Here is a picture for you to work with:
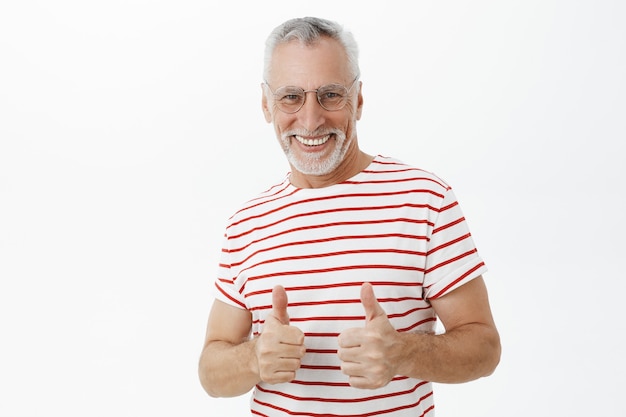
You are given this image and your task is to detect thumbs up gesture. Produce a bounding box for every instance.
[255,285,306,384]
[337,283,399,389]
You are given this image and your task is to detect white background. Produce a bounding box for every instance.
[1,1,625,416]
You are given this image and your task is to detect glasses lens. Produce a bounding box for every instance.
[317,84,348,110]
[274,87,305,113]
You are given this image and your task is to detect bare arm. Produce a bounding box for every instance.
[198,300,259,397]
[338,277,501,388]
[198,287,306,397]
[398,276,501,383]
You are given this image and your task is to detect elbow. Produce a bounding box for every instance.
[198,360,220,398]
[203,387,224,399]
[199,366,233,398]
[198,351,231,398]
[481,330,502,378]
[199,380,220,399]
[197,350,255,398]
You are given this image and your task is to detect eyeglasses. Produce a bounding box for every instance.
[265,75,360,114]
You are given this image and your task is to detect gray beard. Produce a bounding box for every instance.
[281,129,350,176]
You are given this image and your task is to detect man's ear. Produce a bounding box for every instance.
[355,81,364,121]
[261,84,272,123]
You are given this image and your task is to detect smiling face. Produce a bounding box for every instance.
[262,37,364,188]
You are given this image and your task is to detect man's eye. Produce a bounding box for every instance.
[279,94,302,102]
[322,92,341,99]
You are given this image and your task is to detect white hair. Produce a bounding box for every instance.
[263,17,360,82]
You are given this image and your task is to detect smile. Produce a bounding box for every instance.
[294,134,331,146]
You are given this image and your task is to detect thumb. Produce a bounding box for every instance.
[272,285,290,325]
[360,282,386,324]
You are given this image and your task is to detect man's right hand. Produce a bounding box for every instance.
[255,285,306,384]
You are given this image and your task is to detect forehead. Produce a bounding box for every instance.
[269,37,352,87]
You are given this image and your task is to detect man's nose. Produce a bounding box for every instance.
[298,91,326,131]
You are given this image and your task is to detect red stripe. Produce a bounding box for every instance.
[426,233,472,255]
[241,265,424,297]
[305,348,337,354]
[291,314,366,323]
[430,262,485,299]
[213,282,246,309]
[300,364,341,371]
[254,313,435,329]
[228,224,433,253]
[425,249,478,274]
[229,229,428,267]
[246,281,421,298]
[244,179,292,204]
[233,183,298,217]
[229,190,444,232]
[388,306,434,320]
[250,296,424,312]
[246,264,425,283]
[252,388,433,416]
[255,379,428,403]
[342,175,447,189]
[303,332,341,338]
[439,200,459,213]
[397,317,437,332]
[237,247,427,273]
[229,210,436,242]
[431,215,464,234]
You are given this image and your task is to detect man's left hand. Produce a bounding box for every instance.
[337,282,400,389]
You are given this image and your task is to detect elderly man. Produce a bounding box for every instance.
[199,16,500,416]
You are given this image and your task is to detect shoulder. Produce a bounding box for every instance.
[224,174,294,229]
[367,155,451,192]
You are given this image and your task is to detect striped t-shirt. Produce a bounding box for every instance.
[213,155,487,416]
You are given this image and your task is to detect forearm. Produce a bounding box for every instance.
[198,339,260,397]
[395,323,501,383]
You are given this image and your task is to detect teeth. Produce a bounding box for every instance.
[295,135,330,146]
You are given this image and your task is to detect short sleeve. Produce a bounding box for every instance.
[422,187,487,300]
[211,233,248,310]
